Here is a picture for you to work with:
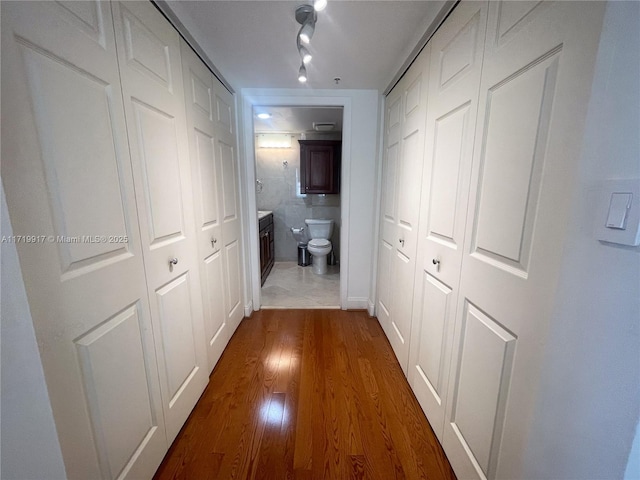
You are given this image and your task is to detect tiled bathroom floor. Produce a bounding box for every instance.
[261,261,340,308]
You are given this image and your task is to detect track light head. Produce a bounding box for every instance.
[313,0,327,11]
[298,64,308,83]
[298,44,312,64]
[295,4,316,44]
[298,21,315,44]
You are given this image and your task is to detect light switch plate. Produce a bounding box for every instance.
[595,179,640,246]
[606,192,632,229]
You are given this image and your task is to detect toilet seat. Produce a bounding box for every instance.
[308,238,330,248]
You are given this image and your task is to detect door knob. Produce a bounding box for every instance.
[169,258,178,266]
[211,238,217,247]
[399,238,405,246]
[432,258,440,272]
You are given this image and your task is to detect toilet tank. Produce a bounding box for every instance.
[305,219,334,239]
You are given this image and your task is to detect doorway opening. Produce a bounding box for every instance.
[253,106,343,308]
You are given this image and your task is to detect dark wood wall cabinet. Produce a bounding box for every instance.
[259,213,274,286]
[299,140,341,194]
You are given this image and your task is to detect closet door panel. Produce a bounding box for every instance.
[377,93,401,339]
[380,49,430,374]
[75,305,162,480]
[414,270,452,401]
[131,100,185,243]
[112,0,208,445]
[195,130,220,225]
[215,89,235,137]
[220,140,239,231]
[442,2,607,478]
[427,105,470,242]
[1,2,167,478]
[215,90,244,331]
[181,40,229,371]
[408,1,488,440]
[223,234,243,320]
[376,240,394,330]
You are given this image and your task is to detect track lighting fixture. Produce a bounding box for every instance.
[294,2,326,83]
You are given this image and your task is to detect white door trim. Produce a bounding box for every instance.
[239,89,352,311]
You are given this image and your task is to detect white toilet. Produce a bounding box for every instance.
[305,219,334,275]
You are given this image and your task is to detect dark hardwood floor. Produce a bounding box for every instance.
[154,309,456,480]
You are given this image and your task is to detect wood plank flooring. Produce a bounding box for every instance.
[153,309,456,480]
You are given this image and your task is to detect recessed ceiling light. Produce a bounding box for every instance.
[256,113,272,119]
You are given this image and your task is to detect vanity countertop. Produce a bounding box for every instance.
[257,210,273,220]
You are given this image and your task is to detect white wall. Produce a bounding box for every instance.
[0,184,67,479]
[239,89,380,311]
[524,2,640,477]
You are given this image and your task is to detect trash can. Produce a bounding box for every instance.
[298,243,312,266]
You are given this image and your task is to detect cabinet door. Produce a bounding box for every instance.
[442,2,606,478]
[112,1,208,445]
[300,141,341,194]
[180,39,230,372]
[377,48,430,374]
[260,229,269,276]
[268,223,275,269]
[408,1,488,442]
[1,2,167,478]
[304,144,334,193]
[259,217,274,285]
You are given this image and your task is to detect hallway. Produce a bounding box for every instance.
[153,309,455,479]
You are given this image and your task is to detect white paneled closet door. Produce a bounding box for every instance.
[378,49,431,373]
[442,2,607,478]
[377,80,401,352]
[111,1,209,445]
[407,1,488,442]
[1,1,167,478]
[180,40,230,372]
[213,72,244,334]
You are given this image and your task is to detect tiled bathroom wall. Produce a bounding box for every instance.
[255,133,341,262]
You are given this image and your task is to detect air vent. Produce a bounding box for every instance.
[313,122,335,132]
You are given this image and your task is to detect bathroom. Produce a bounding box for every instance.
[254,106,343,308]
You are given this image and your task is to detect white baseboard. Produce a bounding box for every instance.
[244,301,253,318]
[367,300,375,317]
[345,297,369,310]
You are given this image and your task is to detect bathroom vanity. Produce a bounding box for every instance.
[258,211,274,285]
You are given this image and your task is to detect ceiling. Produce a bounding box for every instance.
[253,106,343,133]
[164,0,449,91]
